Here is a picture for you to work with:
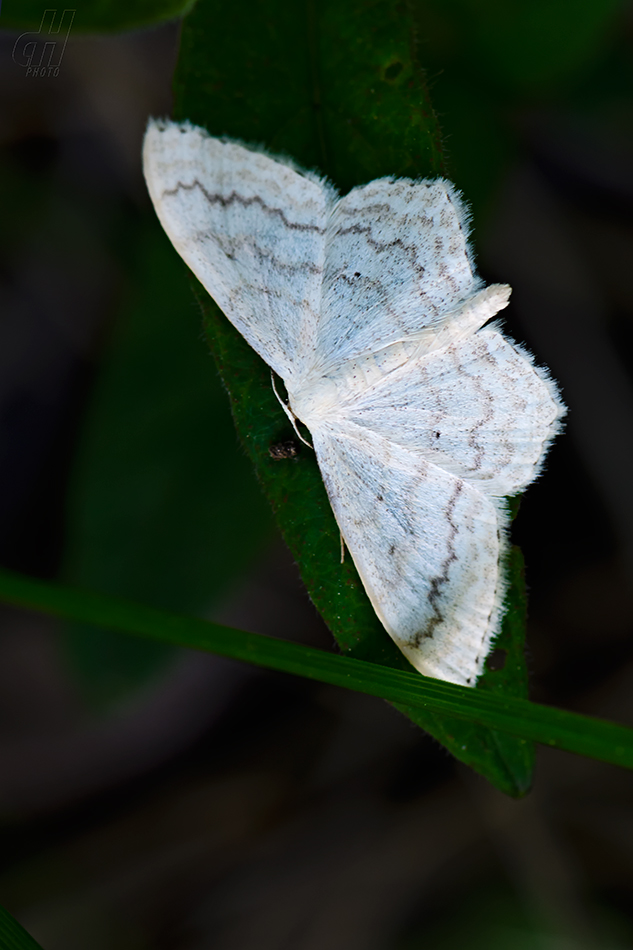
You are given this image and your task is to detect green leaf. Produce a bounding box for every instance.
[61,220,273,702]
[0,904,44,950]
[172,0,534,794]
[0,0,195,33]
[1,567,633,772]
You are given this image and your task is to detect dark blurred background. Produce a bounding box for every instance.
[1,3,633,948]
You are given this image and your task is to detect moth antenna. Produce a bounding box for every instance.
[270,372,313,449]
[340,531,346,564]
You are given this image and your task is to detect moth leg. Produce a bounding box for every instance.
[271,372,313,449]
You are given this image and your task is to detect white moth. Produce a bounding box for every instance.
[142,119,565,687]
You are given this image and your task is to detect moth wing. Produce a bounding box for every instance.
[143,120,336,386]
[311,423,504,686]
[316,177,481,371]
[340,327,565,498]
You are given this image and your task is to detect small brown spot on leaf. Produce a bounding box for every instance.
[486,648,507,672]
[384,61,403,81]
[269,440,300,460]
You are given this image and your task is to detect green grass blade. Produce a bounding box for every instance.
[0,904,44,950]
[172,0,534,795]
[0,568,632,771]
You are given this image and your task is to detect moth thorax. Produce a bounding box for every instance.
[288,374,340,427]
